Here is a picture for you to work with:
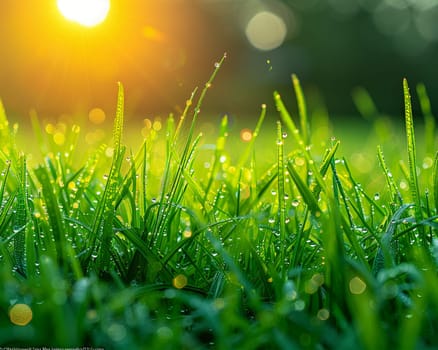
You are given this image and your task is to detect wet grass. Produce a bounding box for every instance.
[0,59,437,349]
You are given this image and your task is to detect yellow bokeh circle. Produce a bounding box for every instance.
[9,303,33,326]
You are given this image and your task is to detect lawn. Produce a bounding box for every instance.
[0,58,437,349]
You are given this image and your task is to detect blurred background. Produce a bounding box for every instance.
[1,0,437,123]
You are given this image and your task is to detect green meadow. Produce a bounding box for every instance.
[0,58,437,349]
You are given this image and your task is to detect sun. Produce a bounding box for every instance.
[57,0,110,27]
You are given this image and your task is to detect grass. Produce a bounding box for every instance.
[0,58,438,349]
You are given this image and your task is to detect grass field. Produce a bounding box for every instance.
[0,58,437,349]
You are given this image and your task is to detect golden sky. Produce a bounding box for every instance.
[0,1,237,120]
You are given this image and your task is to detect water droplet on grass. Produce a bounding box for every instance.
[12,225,23,233]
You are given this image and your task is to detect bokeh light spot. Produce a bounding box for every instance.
[305,273,324,294]
[245,11,287,51]
[372,3,410,37]
[45,123,55,134]
[107,323,127,342]
[143,118,152,129]
[9,303,33,326]
[349,276,367,295]
[105,147,114,158]
[85,129,106,145]
[422,156,434,169]
[173,274,188,289]
[53,132,65,145]
[415,5,438,42]
[317,308,330,321]
[183,229,192,238]
[152,120,162,131]
[89,108,106,125]
[240,128,253,142]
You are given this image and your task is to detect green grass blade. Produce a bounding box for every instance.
[174,88,198,143]
[0,191,15,234]
[98,145,126,274]
[34,165,66,266]
[183,168,209,213]
[276,122,287,274]
[154,133,201,240]
[113,82,124,157]
[13,155,27,275]
[287,161,320,215]
[312,140,339,199]
[236,104,266,170]
[204,115,228,200]
[158,115,175,203]
[141,140,148,217]
[151,58,225,240]
[341,215,369,267]
[433,152,438,214]
[235,169,242,218]
[182,54,226,157]
[292,74,309,146]
[274,91,303,148]
[331,159,354,227]
[274,90,326,189]
[403,79,423,229]
[122,227,173,282]
[372,203,412,275]
[87,84,126,273]
[206,231,259,307]
[377,145,403,209]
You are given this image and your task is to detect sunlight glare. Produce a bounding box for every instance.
[57,0,110,27]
